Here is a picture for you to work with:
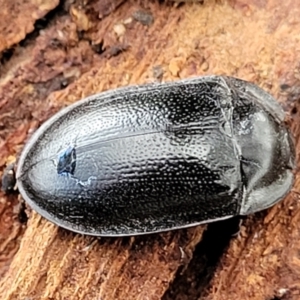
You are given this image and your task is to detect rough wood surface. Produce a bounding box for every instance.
[0,0,300,299]
[0,0,59,53]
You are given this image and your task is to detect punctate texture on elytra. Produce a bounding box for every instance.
[16,76,295,236]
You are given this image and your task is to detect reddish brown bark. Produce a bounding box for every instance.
[0,0,300,299]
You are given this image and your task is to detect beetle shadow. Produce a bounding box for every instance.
[162,216,242,300]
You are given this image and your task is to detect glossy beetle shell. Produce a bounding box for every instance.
[16,76,295,236]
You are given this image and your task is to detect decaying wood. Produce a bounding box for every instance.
[0,0,59,53]
[1,0,300,299]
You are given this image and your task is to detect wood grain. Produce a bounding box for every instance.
[0,0,300,299]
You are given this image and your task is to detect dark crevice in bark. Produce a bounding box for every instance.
[20,0,67,48]
[163,216,241,300]
[0,0,65,76]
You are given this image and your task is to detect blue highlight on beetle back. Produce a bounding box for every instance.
[57,146,77,176]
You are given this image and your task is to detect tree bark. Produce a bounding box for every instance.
[0,0,300,299]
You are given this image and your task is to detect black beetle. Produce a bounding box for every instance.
[16,76,295,236]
